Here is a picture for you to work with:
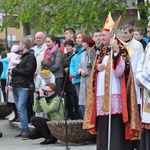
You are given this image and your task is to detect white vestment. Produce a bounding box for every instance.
[125,38,144,104]
[136,43,150,123]
[96,55,125,116]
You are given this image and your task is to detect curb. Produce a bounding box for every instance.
[9,121,34,130]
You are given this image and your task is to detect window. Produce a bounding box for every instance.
[7,34,16,46]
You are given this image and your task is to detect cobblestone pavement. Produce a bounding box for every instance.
[0,119,96,150]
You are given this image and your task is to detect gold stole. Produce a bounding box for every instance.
[102,55,111,111]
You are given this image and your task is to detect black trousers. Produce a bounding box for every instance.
[96,114,130,150]
[71,84,80,119]
[65,84,80,120]
[26,91,34,123]
[55,78,63,96]
[130,104,141,150]
[65,92,74,120]
[1,79,6,102]
[140,129,150,150]
[28,117,54,140]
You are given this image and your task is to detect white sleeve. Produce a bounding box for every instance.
[136,50,150,90]
[136,53,145,74]
[113,56,125,77]
[34,75,41,91]
[51,73,56,84]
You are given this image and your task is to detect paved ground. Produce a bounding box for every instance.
[0,119,96,150]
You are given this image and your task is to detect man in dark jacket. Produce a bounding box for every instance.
[9,38,37,139]
[92,29,103,53]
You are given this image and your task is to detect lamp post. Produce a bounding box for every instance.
[0,13,8,51]
[5,27,8,51]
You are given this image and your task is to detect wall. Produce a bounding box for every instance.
[0,24,24,47]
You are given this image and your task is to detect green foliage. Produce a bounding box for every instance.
[0,0,147,35]
[0,46,11,53]
[137,1,150,29]
[0,46,6,52]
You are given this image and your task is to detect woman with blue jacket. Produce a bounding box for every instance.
[69,32,86,96]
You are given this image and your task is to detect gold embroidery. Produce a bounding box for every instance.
[102,55,111,112]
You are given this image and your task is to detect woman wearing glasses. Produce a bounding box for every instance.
[28,83,64,144]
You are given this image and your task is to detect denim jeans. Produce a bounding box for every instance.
[13,88,29,133]
[79,105,85,119]
[74,83,80,97]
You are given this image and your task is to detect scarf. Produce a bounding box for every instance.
[40,70,51,78]
[44,44,58,60]
[45,93,57,102]
[74,44,82,50]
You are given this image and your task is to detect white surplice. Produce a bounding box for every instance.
[136,43,150,123]
[96,55,125,116]
[125,38,143,105]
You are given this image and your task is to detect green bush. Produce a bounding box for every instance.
[0,46,5,51]
[0,46,11,53]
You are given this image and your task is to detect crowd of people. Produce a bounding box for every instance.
[0,12,150,150]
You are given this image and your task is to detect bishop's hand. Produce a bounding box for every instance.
[97,64,106,72]
[110,39,119,53]
[136,78,142,87]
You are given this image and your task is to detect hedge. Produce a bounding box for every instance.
[0,46,11,53]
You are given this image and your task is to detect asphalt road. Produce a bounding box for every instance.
[0,119,96,150]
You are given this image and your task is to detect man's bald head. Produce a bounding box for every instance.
[35,32,45,46]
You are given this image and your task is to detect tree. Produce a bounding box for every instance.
[0,0,149,34]
[137,0,150,30]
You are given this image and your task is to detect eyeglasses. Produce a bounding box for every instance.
[44,90,53,93]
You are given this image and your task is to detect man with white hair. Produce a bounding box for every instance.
[33,32,47,117]
[33,32,47,73]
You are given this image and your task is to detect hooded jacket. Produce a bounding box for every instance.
[35,70,55,91]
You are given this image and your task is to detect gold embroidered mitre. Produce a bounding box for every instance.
[103,12,121,32]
